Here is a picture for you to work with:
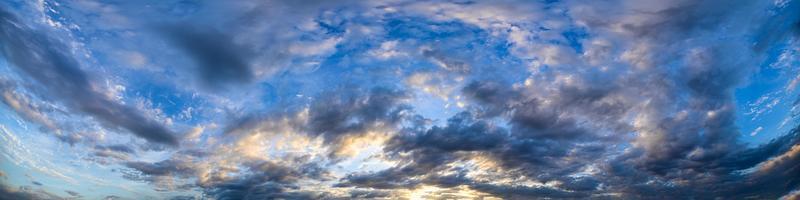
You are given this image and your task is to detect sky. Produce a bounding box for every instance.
[0,0,799,199]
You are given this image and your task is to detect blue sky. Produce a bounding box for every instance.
[0,0,799,199]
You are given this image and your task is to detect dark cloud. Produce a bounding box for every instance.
[103,195,123,200]
[0,181,65,200]
[305,87,409,141]
[714,129,800,198]
[348,189,392,199]
[159,24,254,89]
[65,190,81,197]
[200,161,328,200]
[222,86,411,159]
[461,81,519,117]
[123,158,196,180]
[509,99,590,140]
[218,0,800,198]
[55,133,83,146]
[3,0,799,199]
[168,195,195,200]
[379,112,507,177]
[386,112,507,153]
[340,110,597,198]
[343,79,796,198]
[122,150,330,199]
[462,80,607,141]
[337,169,421,190]
[470,183,589,199]
[460,80,614,172]
[598,0,769,181]
[206,182,321,200]
[0,8,178,146]
[95,144,136,154]
[721,128,800,170]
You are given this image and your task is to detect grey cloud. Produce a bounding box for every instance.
[201,161,328,200]
[120,151,208,186]
[92,144,136,161]
[123,156,199,182]
[459,80,613,175]
[207,182,320,200]
[559,0,790,182]
[0,8,178,146]
[348,189,392,199]
[470,183,589,199]
[461,81,519,117]
[337,0,800,198]
[462,80,606,141]
[339,110,599,198]
[55,133,82,146]
[304,87,411,157]
[224,86,412,158]
[122,151,329,199]
[422,49,470,73]
[103,195,124,200]
[0,181,65,200]
[159,24,254,89]
[721,128,800,170]
[96,144,136,154]
[386,112,507,153]
[714,129,800,199]
[592,127,800,199]
[337,169,421,190]
[65,190,81,197]
[0,80,58,132]
[168,195,195,200]
[509,99,591,140]
[17,0,798,199]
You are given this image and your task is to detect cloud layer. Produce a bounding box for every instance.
[0,0,799,199]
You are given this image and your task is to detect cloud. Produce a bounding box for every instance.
[3,0,800,199]
[0,8,178,146]
[65,190,81,197]
[0,181,66,200]
[0,80,58,132]
[751,126,765,136]
[334,0,800,198]
[300,87,411,158]
[387,112,506,153]
[158,24,255,89]
[92,144,136,161]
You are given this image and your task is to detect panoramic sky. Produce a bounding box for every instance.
[0,0,799,199]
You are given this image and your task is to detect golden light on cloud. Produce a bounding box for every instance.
[401,185,501,200]
[758,144,800,173]
[334,131,392,158]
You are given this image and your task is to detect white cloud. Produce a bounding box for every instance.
[750,126,764,136]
